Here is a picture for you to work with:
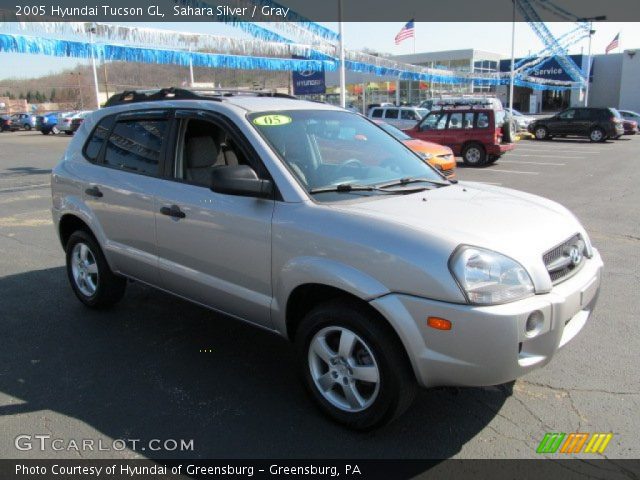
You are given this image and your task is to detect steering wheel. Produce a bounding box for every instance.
[337,158,365,176]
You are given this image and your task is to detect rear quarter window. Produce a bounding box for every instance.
[83,115,116,162]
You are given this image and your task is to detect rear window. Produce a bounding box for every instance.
[103,119,167,176]
[477,112,490,128]
[84,115,115,162]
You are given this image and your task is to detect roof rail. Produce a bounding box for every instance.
[104,87,297,107]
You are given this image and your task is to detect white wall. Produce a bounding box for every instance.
[587,54,623,108]
[619,50,640,112]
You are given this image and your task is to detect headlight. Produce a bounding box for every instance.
[449,246,534,305]
[417,151,434,160]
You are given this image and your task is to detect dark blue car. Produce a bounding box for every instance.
[37,112,62,135]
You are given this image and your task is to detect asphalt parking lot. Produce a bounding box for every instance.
[0,130,638,460]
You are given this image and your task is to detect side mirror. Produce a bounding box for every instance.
[210,165,273,198]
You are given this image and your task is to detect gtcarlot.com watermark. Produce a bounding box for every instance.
[15,434,194,453]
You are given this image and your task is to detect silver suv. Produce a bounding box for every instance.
[51,88,603,430]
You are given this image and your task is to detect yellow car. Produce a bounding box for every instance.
[375,121,456,179]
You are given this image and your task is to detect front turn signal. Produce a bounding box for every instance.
[427,317,452,331]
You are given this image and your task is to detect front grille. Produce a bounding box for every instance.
[440,169,455,177]
[543,234,586,284]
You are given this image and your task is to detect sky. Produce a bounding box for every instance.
[0,21,637,79]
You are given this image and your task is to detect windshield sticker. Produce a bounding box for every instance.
[252,114,292,126]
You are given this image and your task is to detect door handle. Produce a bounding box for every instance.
[85,186,103,198]
[160,205,186,219]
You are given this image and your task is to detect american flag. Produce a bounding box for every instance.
[605,33,620,54]
[395,20,415,45]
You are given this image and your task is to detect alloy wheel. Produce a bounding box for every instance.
[71,242,99,297]
[308,326,380,412]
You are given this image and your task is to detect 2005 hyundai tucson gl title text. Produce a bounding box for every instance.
[51,89,603,430]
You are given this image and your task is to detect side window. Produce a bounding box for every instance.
[420,112,444,131]
[400,110,417,120]
[371,109,383,118]
[176,118,248,187]
[476,113,490,128]
[436,113,449,130]
[559,109,575,120]
[83,115,115,162]
[463,112,474,129]
[103,119,167,176]
[448,113,463,129]
[384,109,399,119]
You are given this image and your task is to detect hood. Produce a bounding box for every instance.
[403,139,451,155]
[331,181,587,272]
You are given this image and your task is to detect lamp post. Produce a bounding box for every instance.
[338,0,346,109]
[509,0,517,113]
[70,72,84,110]
[87,24,101,109]
[579,15,606,107]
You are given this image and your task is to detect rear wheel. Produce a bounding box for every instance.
[24,124,32,131]
[589,127,605,142]
[295,300,416,430]
[534,126,549,140]
[41,129,50,135]
[65,131,73,135]
[65,230,126,309]
[462,143,487,167]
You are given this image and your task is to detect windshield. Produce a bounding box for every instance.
[377,122,411,141]
[249,110,444,196]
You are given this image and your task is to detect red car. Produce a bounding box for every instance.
[406,106,515,166]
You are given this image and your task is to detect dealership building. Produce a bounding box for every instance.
[325,48,640,113]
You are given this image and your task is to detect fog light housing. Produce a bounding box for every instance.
[525,311,544,338]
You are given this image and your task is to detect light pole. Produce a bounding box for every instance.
[70,72,84,110]
[87,24,101,109]
[509,0,517,112]
[338,0,346,108]
[579,15,606,107]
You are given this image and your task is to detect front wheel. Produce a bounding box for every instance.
[24,124,32,131]
[51,126,60,135]
[65,230,126,309]
[589,127,606,142]
[296,300,416,430]
[462,143,487,166]
[534,126,549,140]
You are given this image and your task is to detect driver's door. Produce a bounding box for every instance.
[411,111,447,145]
[154,110,275,328]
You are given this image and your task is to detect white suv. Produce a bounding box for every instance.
[51,88,602,430]
[367,106,429,130]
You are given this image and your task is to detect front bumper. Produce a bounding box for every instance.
[371,249,603,388]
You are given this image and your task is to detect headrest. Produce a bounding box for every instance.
[186,136,218,169]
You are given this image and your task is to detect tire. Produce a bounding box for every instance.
[534,125,549,140]
[65,131,73,135]
[502,119,515,143]
[41,129,50,135]
[589,127,605,142]
[65,230,126,309]
[51,126,60,135]
[462,143,487,167]
[295,299,416,430]
[487,156,499,164]
[24,124,32,131]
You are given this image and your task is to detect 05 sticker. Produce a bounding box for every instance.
[252,114,292,126]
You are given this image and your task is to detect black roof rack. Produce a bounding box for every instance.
[104,87,297,107]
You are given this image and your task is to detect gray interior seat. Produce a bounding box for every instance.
[185,136,220,186]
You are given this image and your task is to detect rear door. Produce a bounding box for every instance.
[79,110,170,283]
[153,110,275,328]
[441,111,476,153]
[551,109,576,134]
[383,108,401,128]
[571,108,592,135]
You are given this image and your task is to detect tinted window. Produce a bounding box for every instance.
[84,115,115,162]
[371,109,383,118]
[477,113,490,128]
[559,109,575,120]
[103,119,167,176]
[384,109,399,119]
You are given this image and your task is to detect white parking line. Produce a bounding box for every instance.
[499,160,566,166]
[482,169,539,175]
[509,153,582,159]
[477,182,503,185]
[516,147,601,154]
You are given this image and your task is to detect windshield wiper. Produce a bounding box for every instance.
[309,183,427,194]
[376,177,452,189]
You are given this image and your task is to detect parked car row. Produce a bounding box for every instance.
[35,110,93,135]
[528,107,636,142]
